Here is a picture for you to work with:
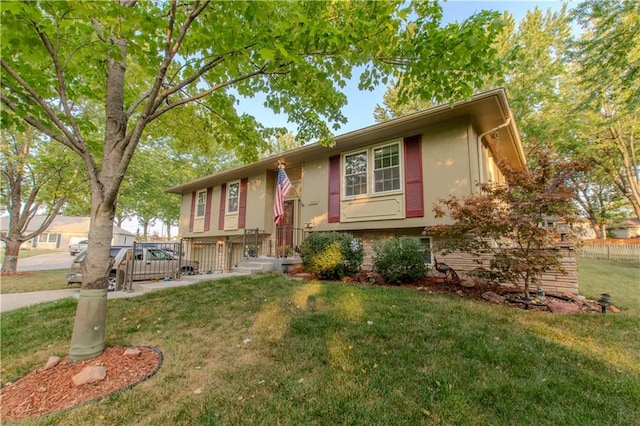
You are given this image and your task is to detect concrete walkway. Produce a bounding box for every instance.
[0,272,249,313]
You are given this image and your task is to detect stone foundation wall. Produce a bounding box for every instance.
[437,242,579,296]
[354,231,579,296]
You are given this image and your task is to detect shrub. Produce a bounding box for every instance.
[300,232,363,279]
[373,237,428,284]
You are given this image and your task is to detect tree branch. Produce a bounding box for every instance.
[33,20,87,150]
[0,60,82,151]
[147,67,266,122]
[0,93,81,153]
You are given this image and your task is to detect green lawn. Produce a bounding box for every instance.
[1,263,638,425]
[0,248,61,259]
[577,259,639,309]
[0,270,76,294]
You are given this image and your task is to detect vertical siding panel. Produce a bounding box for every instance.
[404,135,424,217]
[204,187,213,231]
[328,155,340,223]
[238,178,248,229]
[189,191,196,232]
[218,183,226,230]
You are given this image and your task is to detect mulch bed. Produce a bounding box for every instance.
[289,267,617,314]
[0,346,162,423]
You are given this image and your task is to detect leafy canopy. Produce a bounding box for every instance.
[1,1,505,155]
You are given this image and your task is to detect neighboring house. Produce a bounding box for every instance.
[608,218,640,239]
[547,217,597,240]
[167,88,529,273]
[0,215,135,251]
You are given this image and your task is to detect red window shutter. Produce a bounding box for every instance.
[404,135,424,217]
[328,155,340,223]
[238,178,248,229]
[218,183,226,230]
[204,187,213,231]
[189,191,196,232]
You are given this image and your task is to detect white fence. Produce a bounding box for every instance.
[577,244,640,262]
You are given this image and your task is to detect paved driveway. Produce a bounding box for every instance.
[1,251,250,312]
[13,251,76,272]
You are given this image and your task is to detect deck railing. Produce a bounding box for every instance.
[274,226,308,258]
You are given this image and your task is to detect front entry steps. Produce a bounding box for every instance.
[233,257,303,274]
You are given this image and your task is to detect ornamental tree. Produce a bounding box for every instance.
[0,126,84,272]
[1,1,504,360]
[426,144,582,297]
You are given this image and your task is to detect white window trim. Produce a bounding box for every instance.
[226,180,240,215]
[195,189,206,218]
[342,140,403,200]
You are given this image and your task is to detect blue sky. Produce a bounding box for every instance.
[238,0,569,137]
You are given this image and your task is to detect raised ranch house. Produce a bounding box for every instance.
[167,88,578,294]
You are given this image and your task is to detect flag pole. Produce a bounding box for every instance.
[276,160,303,203]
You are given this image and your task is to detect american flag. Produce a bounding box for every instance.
[274,167,293,225]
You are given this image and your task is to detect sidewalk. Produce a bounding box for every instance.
[0,272,249,313]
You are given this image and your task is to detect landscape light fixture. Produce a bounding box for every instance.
[597,293,611,314]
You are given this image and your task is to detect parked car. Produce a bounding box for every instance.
[68,239,88,256]
[67,246,199,291]
[67,246,130,290]
[136,241,181,257]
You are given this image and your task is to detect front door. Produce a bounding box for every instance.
[277,200,295,256]
[283,200,294,247]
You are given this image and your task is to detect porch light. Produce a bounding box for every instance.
[305,223,313,229]
[557,222,568,241]
[597,293,611,314]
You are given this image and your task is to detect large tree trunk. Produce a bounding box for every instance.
[1,239,22,273]
[165,220,172,240]
[588,219,605,240]
[68,35,129,362]
[68,205,116,361]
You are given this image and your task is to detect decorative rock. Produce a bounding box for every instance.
[123,348,141,357]
[459,279,475,288]
[587,301,602,312]
[72,366,107,386]
[367,272,385,285]
[546,301,580,314]
[561,292,580,301]
[43,356,62,370]
[607,305,621,313]
[482,291,505,304]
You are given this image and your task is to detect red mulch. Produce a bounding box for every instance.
[289,268,614,314]
[0,346,161,423]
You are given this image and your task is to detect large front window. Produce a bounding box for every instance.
[227,181,239,213]
[343,142,401,197]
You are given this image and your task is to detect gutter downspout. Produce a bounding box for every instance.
[477,117,511,186]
